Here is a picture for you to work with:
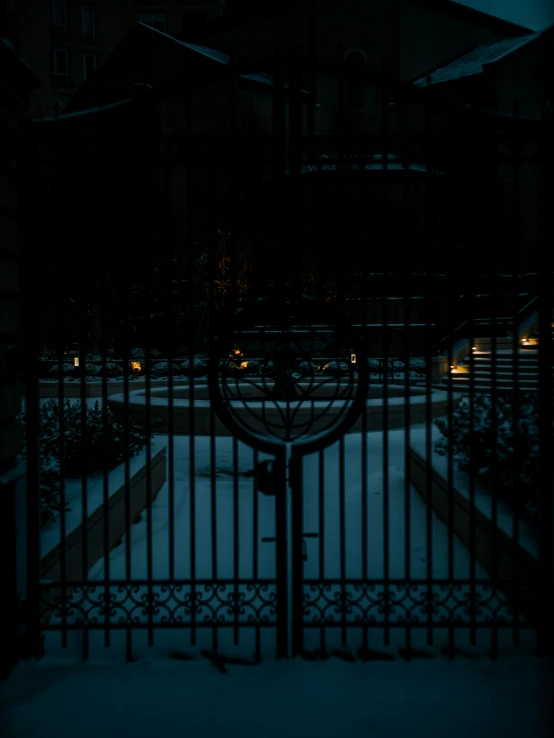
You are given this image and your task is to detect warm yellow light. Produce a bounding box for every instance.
[239,361,249,369]
[131,361,141,371]
[350,353,356,364]
[74,357,79,367]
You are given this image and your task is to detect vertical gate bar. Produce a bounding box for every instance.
[289,48,304,657]
[271,48,287,298]
[56,292,67,649]
[536,107,554,658]
[205,178,219,640]
[489,129,499,661]
[423,86,433,648]
[233,436,240,647]
[119,138,133,660]
[468,260,477,647]
[271,49,287,659]
[143,145,154,651]
[360,182,369,657]
[101,275,111,648]
[77,286,88,657]
[210,377,217,655]
[318,449,325,653]
[20,129,42,662]
[399,97,412,654]
[381,61,391,648]
[290,449,304,657]
[275,444,289,658]
[336,46,347,651]
[357,57,369,657]
[80,128,95,662]
[510,103,521,648]
[468,93,479,649]
[446,246,455,658]
[339,434,347,647]
[253,448,259,580]
[164,142,175,586]
[184,82,197,649]
[336,46,346,307]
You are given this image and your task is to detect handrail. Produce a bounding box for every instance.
[432,295,540,357]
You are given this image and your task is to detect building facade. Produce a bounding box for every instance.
[1,0,225,117]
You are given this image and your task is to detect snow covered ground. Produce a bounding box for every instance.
[41,425,536,663]
[2,656,552,738]
[4,417,549,738]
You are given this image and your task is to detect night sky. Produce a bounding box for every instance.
[458,0,554,30]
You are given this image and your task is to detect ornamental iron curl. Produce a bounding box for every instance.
[302,581,520,626]
[207,295,368,451]
[39,581,278,627]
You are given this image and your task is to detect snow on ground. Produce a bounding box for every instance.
[1,656,552,738]
[5,412,549,738]
[42,425,536,662]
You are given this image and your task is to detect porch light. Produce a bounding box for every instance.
[74,357,79,367]
[350,353,356,364]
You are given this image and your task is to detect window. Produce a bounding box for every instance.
[345,50,366,112]
[82,5,95,39]
[137,13,166,33]
[52,0,67,30]
[51,48,68,80]
[83,53,96,81]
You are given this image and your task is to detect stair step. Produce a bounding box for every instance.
[465,370,539,377]
[445,376,539,385]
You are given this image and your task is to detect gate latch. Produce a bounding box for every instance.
[247,459,286,496]
[261,533,319,561]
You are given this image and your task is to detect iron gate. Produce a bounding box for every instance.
[14,49,554,666]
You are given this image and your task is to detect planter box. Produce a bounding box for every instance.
[409,428,539,622]
[39,440,166,619]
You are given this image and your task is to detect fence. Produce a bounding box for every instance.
[12,50,554,665]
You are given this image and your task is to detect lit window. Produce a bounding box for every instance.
[53,0,67,30]
[51,48,68,80]
[137,13,166,33]
[82,5,95,39]
[83,53,97,81]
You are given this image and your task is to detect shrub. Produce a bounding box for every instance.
[297,360,318,376]
[434,392,544,520]
[322,360,350,376]
[49,363,75,377]
[19,400,152,527]
[150,360,187,377]
[179,354,208,377]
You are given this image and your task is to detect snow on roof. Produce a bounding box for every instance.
[136,23,308,94]
[413,31,541,87]
[31,94,145,124]
[281,153,443,176]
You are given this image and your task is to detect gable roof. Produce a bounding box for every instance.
[175,0,532,43]
[65,22,308,113]
[413,29,542,86]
